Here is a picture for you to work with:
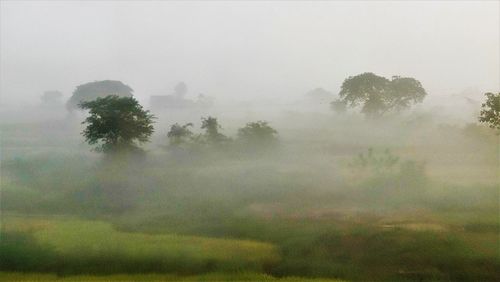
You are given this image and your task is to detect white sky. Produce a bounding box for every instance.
[1,0,499,105]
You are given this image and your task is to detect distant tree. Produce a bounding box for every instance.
[238,121,278,147]
[388,76,427,110]
[167,123,194,146]
[349,148,400,174]
[332,73,426,118]
[479,92,500,131]
[201,116,228,144]
[67,80,133,111]
[306,88,334,103]
[174,82,188,98]
[41,90,63,105]
[79,95,155,153]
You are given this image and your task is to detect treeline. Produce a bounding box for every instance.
[54,72,497,155]
[167,118,278,151]
[79,95,278,155]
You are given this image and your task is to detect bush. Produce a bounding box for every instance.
[0,232,56,272]
[237,121,278,150]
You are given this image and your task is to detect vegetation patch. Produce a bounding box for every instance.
[2,216,279,276]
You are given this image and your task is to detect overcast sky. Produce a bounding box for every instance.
[1,1,498,105]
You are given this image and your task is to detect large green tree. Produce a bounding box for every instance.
[331,73,427,118]
[79,95,155,153]
[479,92,500,131]
[67,80,133,111]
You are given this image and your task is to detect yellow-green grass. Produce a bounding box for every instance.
[2,215,279,271]
[0,272,345,281]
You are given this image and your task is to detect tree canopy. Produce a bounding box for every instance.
[41,90,63,104]
[305,88,334,103]
[201,116,229,144]
[237,121,278,147]
[174,82,188,98]
[167,123,194,146]
[479,92,500,131]
[79,95,155,153]
[331,73,427,118]
[67,80,133,111]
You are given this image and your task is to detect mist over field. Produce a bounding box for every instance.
[0,1,499,281]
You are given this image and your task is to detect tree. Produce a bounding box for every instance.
[331,73,426,118]
[41,90,63,105]
[79,95,155,153]
[201,116,228,144]
[237,121,278,147]
[479,92,500,131]
[167,123,194,146]
[67,80,133,111]
[305,88,334,104]
[174,82,188,98]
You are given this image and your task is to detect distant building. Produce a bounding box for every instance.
[150,82,214,111]
[150,95,195,110]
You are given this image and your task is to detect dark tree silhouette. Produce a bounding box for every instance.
[79,95,155,153]
[238,121,278,147]
[331,73,426,118]
[201,116,228,144]
[167,123,194,146]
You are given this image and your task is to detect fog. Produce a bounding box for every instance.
[1,1,498,107]
[1,1,499,281]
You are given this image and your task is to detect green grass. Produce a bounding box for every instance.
[35,220,278,263]
[0,272,344,281]
[1,216,349,281]
[2,215,279,275]
[1,117,499,281]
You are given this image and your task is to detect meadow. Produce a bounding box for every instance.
[1,109,499,281]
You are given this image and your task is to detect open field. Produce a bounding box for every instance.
[0,272,344,282]
[1,113,499,281]
[2,215,278,274]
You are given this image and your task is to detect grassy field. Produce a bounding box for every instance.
[0,215,349,281]
[1,215,279,274]
[0,272,344,282]
[1,115,499,281]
